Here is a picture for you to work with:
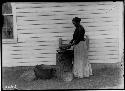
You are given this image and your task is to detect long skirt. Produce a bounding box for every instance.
[73,41,92,78]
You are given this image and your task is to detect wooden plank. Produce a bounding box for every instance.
[88,53,119,57]
[89,39,118,43]
[16,7,87,14]
[2,61,56,67]
[78,12,118,19]
[16,6,118,16]
[10,57,56,62]
[17,24,54,29]
[16,14,73,21]
[16,13,118,22]
[3,53,54,60]
[89,55,105,58]
[88,35,118,39]
[90,44,118,47]
[89,47,119,52]
[17,26,74,31]
[16,2,73,9]
[84,26,119,32]
[17,41,58,47]
[88,49,118,55]
[17,41,58,46]
[9,50,56,56]
[105,55,119,59]
[3,52,56,60]
[17,39,57,44]
[89,59,119,63]
[88,50,118,55]
[18,36,70,42]
[18,38,58,43]
[15,4,86,12]
[17,19,70,25]
[90,42,118,46]
[18,34,57,40]
[87,31,118,36]
[8,47,57,52]
[5,43,58,50]
[17,28,73,33]
[15,2,115,8]
[18,33,59,38]
[87,34,118,38]
[18,32,72,37]
[17,15,55,22]
[3,53,56,59]
[86,22,118,28]
[17,32,118,39]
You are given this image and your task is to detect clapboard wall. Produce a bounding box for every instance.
[2,2,123,67]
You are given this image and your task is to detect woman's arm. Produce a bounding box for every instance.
[69,30,77,46]
[70,39,74,44]
[69,30,81,46]
[69,40,75,46]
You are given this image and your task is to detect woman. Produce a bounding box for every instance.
[68,17,93,78]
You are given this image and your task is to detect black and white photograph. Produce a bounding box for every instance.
[1,1,124,90]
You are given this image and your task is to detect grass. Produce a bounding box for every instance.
[2,63,124,90]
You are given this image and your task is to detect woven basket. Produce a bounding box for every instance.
[34,65,54,79]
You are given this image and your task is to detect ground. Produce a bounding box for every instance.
[2,63,124,90]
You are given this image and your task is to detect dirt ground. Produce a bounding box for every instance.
[2,63,124,90]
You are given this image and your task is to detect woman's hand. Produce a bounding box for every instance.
[59,44,71,50]
[66,44,71,49]
[70,39,74,44]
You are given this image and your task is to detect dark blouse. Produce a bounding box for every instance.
[71,25,85,45]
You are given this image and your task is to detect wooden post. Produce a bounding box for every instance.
[59,38,62,48]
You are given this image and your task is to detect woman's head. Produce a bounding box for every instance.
[72,17,81,27]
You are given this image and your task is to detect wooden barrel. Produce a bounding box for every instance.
[56,50,74,78]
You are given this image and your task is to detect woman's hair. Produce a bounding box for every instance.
[72,17,81,23]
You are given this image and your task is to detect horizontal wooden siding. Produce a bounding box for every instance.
[2,2,123,67]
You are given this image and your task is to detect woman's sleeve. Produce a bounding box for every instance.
[73,30,81,45]
[73,26,85,45]
[69,30,77,45]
